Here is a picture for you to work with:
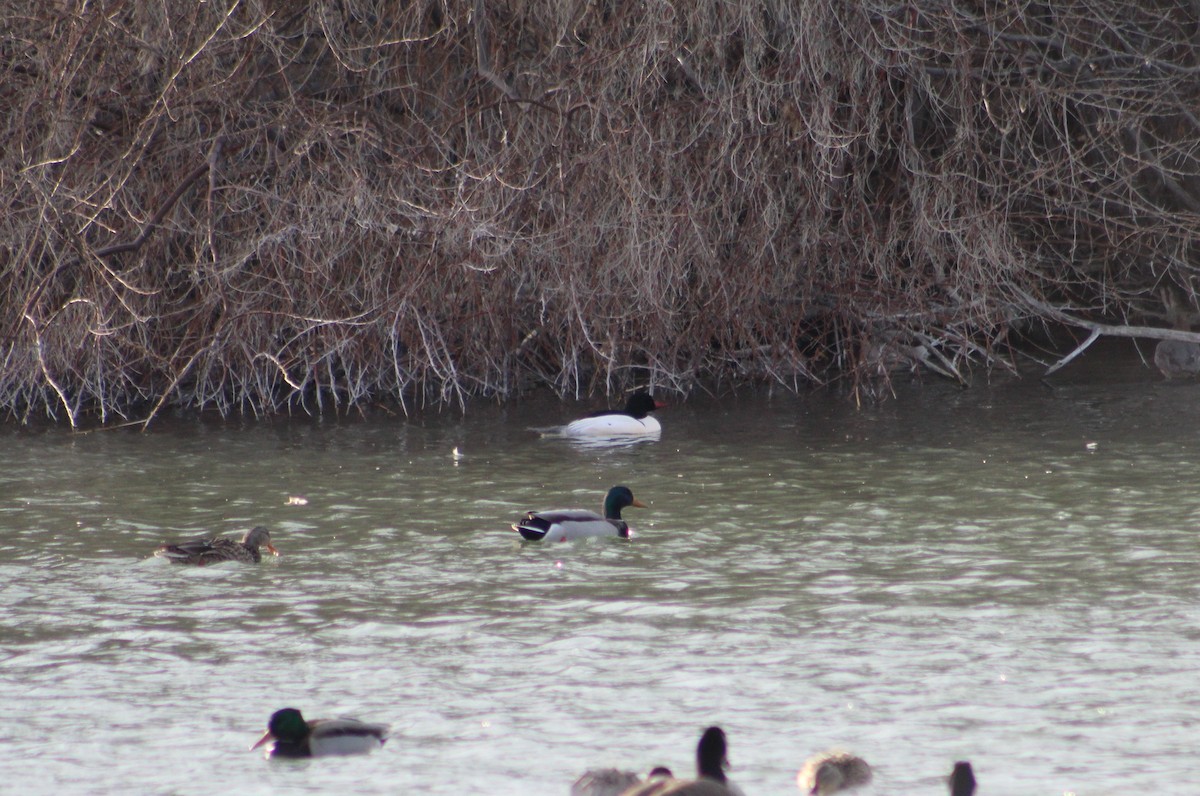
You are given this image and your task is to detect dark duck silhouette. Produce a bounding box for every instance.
[621,726,744,795]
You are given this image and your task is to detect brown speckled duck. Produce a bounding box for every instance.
[154,526,278,565]
[572,768,644,796]
[796,750,872,795]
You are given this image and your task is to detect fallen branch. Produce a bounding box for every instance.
[1015,289,1200,374]
[1044,328,1101,375]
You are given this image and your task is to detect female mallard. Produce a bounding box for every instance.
[622,727,744,795]
[571,768,644,796]
[562,390,664,438]
[154,526,278,565]
[796,750,872,795]
[512,486,647,542]
[572,767,673,796]
[1154,338,1200,378]
[250,707,389,758]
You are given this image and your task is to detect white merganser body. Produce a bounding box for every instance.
[562,390,664,438]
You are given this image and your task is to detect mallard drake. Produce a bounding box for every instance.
[154,526,278,565]
[948,761,976,796]
[562,390,664,438]
[621,727,744,796]
[250,707,389,758]
[512,486,647,542]
[796,750,872,795]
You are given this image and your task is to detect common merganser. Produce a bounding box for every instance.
[562,390,664,438]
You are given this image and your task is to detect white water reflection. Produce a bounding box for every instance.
[2,350,1199,794]
[533,428,663,450]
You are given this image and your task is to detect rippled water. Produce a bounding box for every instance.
[3,349,1199,794]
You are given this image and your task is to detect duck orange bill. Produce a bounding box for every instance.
[631,498,648,508]
[266,543,280,556]
[250,730,276,750]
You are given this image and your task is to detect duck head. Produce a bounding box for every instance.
[243,526,279,556]
[603,486,647,520]
[696,726,730,782]
[623,390,665,418]
[949,761,976,796]
[250,707,308,751]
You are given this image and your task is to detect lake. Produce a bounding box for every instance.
[1,345,1196,794]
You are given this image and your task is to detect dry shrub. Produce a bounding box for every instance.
[2,1,1199,425]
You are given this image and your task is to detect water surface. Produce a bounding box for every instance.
[2,349,1198,794]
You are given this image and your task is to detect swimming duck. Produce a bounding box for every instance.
[562,390,664,438]
[1154,338,1200,378]
[621,727,744,795]
[572,768,645,796]
[512,486,647,542]
[250,707,389,758]
[796,750,872,795]
[154,526,278,565]
[1153,287,1200,378]
[948,761,976,796]
[573,766,674,796]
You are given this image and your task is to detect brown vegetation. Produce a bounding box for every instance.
[3,1,1200,426]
